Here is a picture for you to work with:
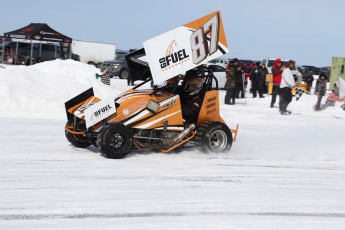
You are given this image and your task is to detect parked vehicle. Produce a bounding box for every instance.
[206,64,227,89]
[301,65,320,75]
[299,66,310,81]
[71,40,116,68]
[262,57,302,82]
[261,57,288,73]
[208,58,229,67]
[100,56,130,79]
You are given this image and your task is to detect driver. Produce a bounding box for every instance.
[181,77,203,123]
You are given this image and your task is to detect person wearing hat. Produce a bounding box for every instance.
[279,60,296,115]
[224,58,242,105]
[233,59,244,100]
[314,72,327,111]
[250,62,261,98]
[270,58,285,108]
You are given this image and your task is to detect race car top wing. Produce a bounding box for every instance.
[143,10,229,84]
[125,48,151,82]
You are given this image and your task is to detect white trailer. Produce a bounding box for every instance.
[71,40,116,67]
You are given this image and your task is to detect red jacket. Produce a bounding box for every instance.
[272,59,283,85]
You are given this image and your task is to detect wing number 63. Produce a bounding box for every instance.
[190,14,219,64]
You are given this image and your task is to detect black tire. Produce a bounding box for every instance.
[97,123,133,159]
[195,121,232,153]
[119,69,129,79]
[65,119,91,148]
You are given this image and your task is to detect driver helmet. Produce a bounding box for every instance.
[185,77,203,96]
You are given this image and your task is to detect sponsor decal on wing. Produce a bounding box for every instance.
[84,98,116,128]
[143,11,228,84]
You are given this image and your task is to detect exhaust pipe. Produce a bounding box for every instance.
[171,124,195,145]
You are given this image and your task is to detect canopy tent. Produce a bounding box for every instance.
[2,23,72,65]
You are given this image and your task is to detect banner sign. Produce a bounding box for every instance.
[143,11,229,84]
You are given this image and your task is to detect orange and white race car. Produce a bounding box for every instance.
[64,11,238,159]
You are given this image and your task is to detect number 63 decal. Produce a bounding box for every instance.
[190,14,219,64]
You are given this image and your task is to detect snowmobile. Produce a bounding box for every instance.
[64,11,239,159]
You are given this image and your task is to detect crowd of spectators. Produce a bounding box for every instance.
[224,58,345,114]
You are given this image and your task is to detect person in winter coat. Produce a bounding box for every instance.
[250,62,266,98]
[270,59,285,108]
[235,65,244,99]
[225,58,242,105]
[260,64,269,96]
[304,71,314,93]
[229,59,244,99]
[225,60,235,104]
[250,62,261,98]
[324,90,345,108]
[279,60,296,115]
[314,73,328,111]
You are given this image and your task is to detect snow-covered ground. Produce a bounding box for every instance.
[1,60,345,230]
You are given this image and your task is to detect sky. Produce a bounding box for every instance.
[1,0,345,66]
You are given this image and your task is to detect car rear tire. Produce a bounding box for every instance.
[195,121,232,153]
[97,123,133,159]
[65,119,92,148]
[119,69,129,79]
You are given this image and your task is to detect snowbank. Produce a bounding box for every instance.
[0,60,128,118]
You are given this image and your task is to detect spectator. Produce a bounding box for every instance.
[279,60,296,115]
[270,59,284,108]
[314,73,327,111]
[233,59,244,99]
[304,71,314,93]
[250,62,264,98]
[237,63,247,98]
[127,74,134,86]
[225,59,242,105]
[324,90,345,108]
[260,64,269,96]
[224,60,235,105]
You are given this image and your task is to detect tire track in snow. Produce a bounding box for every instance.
[2,211,345,220]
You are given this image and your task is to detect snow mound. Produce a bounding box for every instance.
[0,59,129,118]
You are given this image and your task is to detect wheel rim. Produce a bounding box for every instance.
[109,132,125,151]
[208,130,228,152]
